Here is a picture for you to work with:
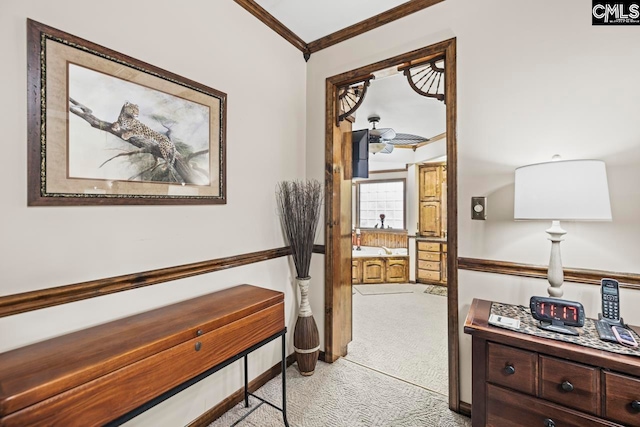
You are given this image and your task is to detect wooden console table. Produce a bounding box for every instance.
[0,285,289,426]
[464,298,640,427]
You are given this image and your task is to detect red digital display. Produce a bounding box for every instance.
[529,296,585,329]
[530,296,585,327]
[537,302,578,322]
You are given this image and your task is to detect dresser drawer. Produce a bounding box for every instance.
[417,269,440,281]
[418,260,440,271]
[418,251,440,261]
[487,384,619,427]
[417,241,439,252]
[540,355,600,416]
[604,371,640,426]
[487,342,537,396]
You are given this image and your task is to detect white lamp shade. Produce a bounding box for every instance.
[514,159,612,221]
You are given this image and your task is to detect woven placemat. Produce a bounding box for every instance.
[490,302,640,357]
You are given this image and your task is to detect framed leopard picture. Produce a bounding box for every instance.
[27,19,226,205]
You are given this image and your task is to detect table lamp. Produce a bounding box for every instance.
[514,158,612,298]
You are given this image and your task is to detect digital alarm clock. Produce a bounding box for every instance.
[529,296,585,335]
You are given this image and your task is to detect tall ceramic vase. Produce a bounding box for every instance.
[293,277,320,376]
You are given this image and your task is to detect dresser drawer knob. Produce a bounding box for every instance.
[503,364,515,375]
[544,418,555,427]
[631,400,640,412]
[561,381,574,392]
[196,329,203,336]
[195,342,202,351]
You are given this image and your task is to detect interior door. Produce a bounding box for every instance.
[325,113,353,361]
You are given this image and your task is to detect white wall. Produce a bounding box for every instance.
[0,1,306,425]
[306,0,640,405]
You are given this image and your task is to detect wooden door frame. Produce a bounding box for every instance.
[324,38,460,412]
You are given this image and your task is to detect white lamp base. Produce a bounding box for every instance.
[546,220,566,298]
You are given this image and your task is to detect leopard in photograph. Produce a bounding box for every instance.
[111,101,177,170]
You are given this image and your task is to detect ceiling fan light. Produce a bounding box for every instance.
[369,142,387,154]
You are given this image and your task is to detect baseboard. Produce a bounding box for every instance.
[459,401,472,417]
[187,353,296,427]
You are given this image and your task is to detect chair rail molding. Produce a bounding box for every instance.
[458,257,640,290]
[0,247,291,318]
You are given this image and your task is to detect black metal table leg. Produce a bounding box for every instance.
[281,333,289,427]
[244,355,249,408]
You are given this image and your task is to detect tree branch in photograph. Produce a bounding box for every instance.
[99,148,152,168]
[186,149,209,161]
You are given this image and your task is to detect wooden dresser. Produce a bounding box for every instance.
[464,299,640,427]
[416,239,447,285]
[0,285,285,426]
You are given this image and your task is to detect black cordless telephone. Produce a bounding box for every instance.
[601,278,620,322]
[595,278,623,343]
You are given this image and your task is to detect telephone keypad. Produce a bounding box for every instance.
[603,297,619,320]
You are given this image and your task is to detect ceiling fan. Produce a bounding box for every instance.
[367,114,429,154]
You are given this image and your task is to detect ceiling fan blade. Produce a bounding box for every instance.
[377,128,396,140]
[379,143,394,154]
[388,133,429,145]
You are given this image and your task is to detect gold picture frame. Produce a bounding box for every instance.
[27,19,226,205]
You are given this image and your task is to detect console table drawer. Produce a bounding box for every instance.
[487,384,619,427]
[2,303,284,427]
[540,355,600,416]
[0,285,285,427]
[604,371,640,426]
[487,342,537,396]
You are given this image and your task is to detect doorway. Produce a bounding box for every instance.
[324,38,460,412]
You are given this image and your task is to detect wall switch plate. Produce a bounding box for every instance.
[471,197,487,220]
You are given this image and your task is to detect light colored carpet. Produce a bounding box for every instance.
[209,283,460,427]
[353,284,416,295]
[345,283,449,396]
[208,359,470,427]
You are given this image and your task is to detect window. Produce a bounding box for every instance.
[356,179,405,229]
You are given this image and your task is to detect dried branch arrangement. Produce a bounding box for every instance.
[276,180,323,279]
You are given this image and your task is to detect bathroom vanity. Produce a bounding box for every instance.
[352,247,409,284]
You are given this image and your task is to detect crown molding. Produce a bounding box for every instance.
[234,0,444,60]
[233,0,307,54]
[307,0,444,54]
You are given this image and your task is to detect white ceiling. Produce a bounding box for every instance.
[352,72,445,139]
[352,71,446,167]
[254,0,407,42]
